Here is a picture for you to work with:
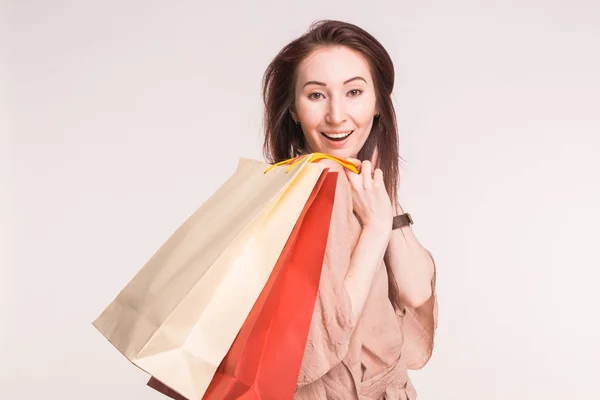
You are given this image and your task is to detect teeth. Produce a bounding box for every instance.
[323,131,352,139]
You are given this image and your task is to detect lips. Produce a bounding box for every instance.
[321,131,353,142]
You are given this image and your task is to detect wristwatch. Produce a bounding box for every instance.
[392,213,413,230]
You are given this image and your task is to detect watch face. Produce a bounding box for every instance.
[393,213,412,229]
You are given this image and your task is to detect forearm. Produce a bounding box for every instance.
[344,226,391,324]
[387,203,435,308]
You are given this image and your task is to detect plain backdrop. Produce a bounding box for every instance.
[2,1,600,399]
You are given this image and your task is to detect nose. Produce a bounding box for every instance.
[325,96,347,126]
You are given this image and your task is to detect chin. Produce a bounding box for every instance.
[309,148,347,159]
[307,138,360,159]
[327,147,361,159]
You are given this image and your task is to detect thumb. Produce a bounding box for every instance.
[344,165,362,187]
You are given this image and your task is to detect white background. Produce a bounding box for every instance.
[2,1,600,399]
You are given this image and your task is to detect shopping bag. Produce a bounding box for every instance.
[93,154,348,400]
[205,170,338,399]
[148,166,339,400]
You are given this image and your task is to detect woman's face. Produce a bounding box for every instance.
[292,45,378,159]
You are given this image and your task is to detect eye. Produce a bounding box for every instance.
[308,92,325,100]
[348,89,363,97]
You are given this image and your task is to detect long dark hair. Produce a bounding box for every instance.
[262,20,403,310]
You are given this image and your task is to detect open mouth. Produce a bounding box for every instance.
[321,131,353,142]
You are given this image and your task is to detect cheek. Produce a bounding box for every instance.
[359,112,375,126]
[350,97,377,126]
[296,99,323,128]
[352,106,376,130]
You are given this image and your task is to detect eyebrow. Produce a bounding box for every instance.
[302,76,367,88]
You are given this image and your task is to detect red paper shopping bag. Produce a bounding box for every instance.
[148,169,338,399]
[205,170,337,399]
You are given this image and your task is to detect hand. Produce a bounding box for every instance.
[344,158,394,236]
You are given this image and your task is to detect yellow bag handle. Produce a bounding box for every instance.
[264,152,359,174]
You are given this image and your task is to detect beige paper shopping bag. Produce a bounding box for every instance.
[93,156,328,399]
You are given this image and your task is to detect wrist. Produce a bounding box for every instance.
[361,222,392,242]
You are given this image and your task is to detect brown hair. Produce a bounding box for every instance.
[262,20,403,310]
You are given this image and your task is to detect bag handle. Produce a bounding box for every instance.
[264,152,359,174]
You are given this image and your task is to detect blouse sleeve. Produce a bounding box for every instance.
[400,250,438,370]
[296,159,361,388]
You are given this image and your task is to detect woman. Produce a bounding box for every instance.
[148,19,437,400]
[263,20,437,399]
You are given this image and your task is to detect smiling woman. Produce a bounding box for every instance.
[261,20,438,400]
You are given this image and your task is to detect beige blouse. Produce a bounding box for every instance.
[295,160,438,400]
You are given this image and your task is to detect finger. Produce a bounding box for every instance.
[344,167,363,191]
[362,160,373,190]
[371,147,379,165]
[373,168,384,187]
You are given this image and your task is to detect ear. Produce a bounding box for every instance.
[289,107,298,122]
[373,102,380,117]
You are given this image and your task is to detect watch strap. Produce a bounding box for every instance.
[392,213,413,230]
